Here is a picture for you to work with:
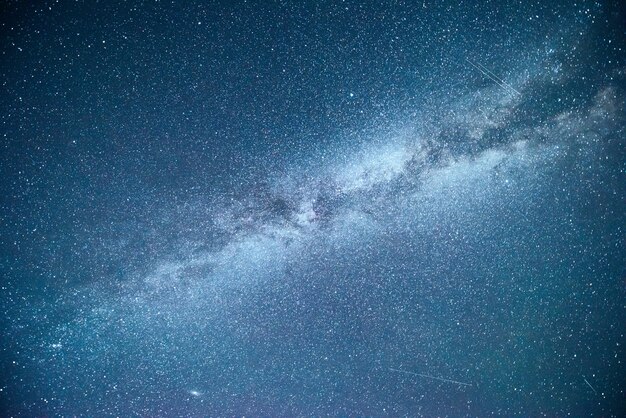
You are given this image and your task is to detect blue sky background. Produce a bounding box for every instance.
[1,0,625,416]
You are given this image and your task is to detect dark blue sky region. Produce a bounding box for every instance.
[1,0,625,416]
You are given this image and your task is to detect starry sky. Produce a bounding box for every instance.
[1,0,625,416]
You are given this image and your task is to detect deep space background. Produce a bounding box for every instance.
[1,0,625,416]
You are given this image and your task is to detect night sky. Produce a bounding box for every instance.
[1,0,625,416]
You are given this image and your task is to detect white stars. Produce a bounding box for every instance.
[4,5,622,414]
